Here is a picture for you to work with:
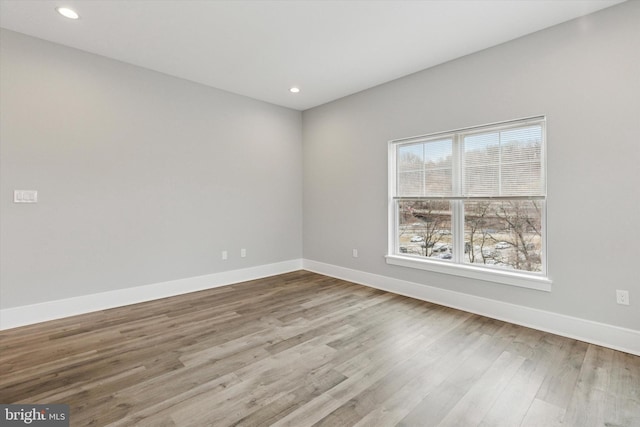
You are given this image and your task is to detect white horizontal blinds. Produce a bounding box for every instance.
[499,126,544,196]
[396,138,453,197]
[462,132,499,197]
[397,143,424,196]
[462,124,544,198]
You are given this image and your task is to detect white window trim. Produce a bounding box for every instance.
[385,254,551,291]
[387,116,551,292]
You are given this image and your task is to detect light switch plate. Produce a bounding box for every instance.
[14,190,38,203]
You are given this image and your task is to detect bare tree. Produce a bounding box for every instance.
[398,200,450,257]
[465,201,492,264]
[413,200,449,257]
[494,200,542,271]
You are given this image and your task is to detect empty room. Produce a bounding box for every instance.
[1,1,639,426]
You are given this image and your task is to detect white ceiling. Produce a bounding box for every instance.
[0,0,626,111]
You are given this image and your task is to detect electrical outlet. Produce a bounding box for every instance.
[14,190,38,203]
[352,249,358,258]
[222,250,228,260]
[616,290,629,305]
[241,248,246,258]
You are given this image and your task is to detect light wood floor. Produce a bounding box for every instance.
[1,271,638,426]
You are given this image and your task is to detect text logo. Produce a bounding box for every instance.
[0,405,69,426]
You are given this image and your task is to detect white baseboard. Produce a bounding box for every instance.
[303,259,640,356]
[0,259,303,330]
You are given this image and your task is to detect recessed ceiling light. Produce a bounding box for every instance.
[289,87,300,94]
[56,7,79,20]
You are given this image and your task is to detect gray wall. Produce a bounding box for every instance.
[0,29,302,309]
[302,1,640,330]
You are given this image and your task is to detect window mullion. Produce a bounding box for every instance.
[452,134,464,263]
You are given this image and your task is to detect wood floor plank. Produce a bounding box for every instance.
[1,270,638,427]
[396,321,522,426]
[350,331,490,427]
[563,345,616,426]
[437,350,526,426]
[270,332,445,427]
[163,341,342,426]
[534,337,589,409]
[520,398,565,427]
[606,351,640,426]
[477,328,558,427]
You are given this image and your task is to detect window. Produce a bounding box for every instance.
[387,117,550,290]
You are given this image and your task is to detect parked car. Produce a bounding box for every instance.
[410,236,424,242]
[482,248,497,257]
[495,242,510,249]
[433,243,449,252]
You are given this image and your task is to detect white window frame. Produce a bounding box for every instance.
[386,117,551,291]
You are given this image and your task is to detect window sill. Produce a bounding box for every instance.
[385,254,552,292]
